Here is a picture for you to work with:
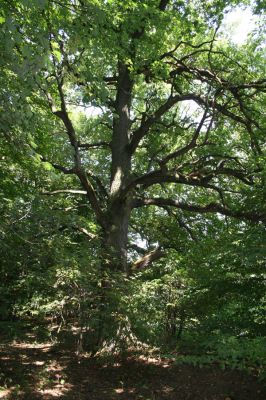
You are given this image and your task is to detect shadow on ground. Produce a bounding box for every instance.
[0,326,265,400]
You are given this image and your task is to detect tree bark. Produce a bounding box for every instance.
[106,62,133,273]
[104,200,131,274]
[110,62,132,196]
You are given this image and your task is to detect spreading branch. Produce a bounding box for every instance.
[133,198,265,223]
[129,94,196,154]
[47,38,105,225]
[160,108,210,166]
[124,169,219,196]
[40,155,76,174]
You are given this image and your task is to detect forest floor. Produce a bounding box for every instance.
[0,323,265,400]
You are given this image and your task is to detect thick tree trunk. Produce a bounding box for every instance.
[95,203,132,352]
[106,62,133,273]
[110,62,132,192]
[104,200,131,273]
[87,62,135,352]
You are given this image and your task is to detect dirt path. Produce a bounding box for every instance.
[0,337,265,400]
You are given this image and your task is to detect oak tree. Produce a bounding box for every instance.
[1,1,265,341]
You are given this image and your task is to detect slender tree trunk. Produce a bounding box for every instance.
[177,310,186,339]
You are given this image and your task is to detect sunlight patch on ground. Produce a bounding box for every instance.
[162,385,175,393]
[114,388,124,393]
[34,360,45,366]
[137,354,172,367]
[39,384,73,398]
[0,356,12,361]
[11,341,52,350]
[45,360,66,373]
[36,362,71,398]
[0,389,11,398]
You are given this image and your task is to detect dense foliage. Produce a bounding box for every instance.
[0,0,265,376]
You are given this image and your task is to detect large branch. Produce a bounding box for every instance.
[133,198,266,223]
[124,170,215,197]
[132,247,166,270]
